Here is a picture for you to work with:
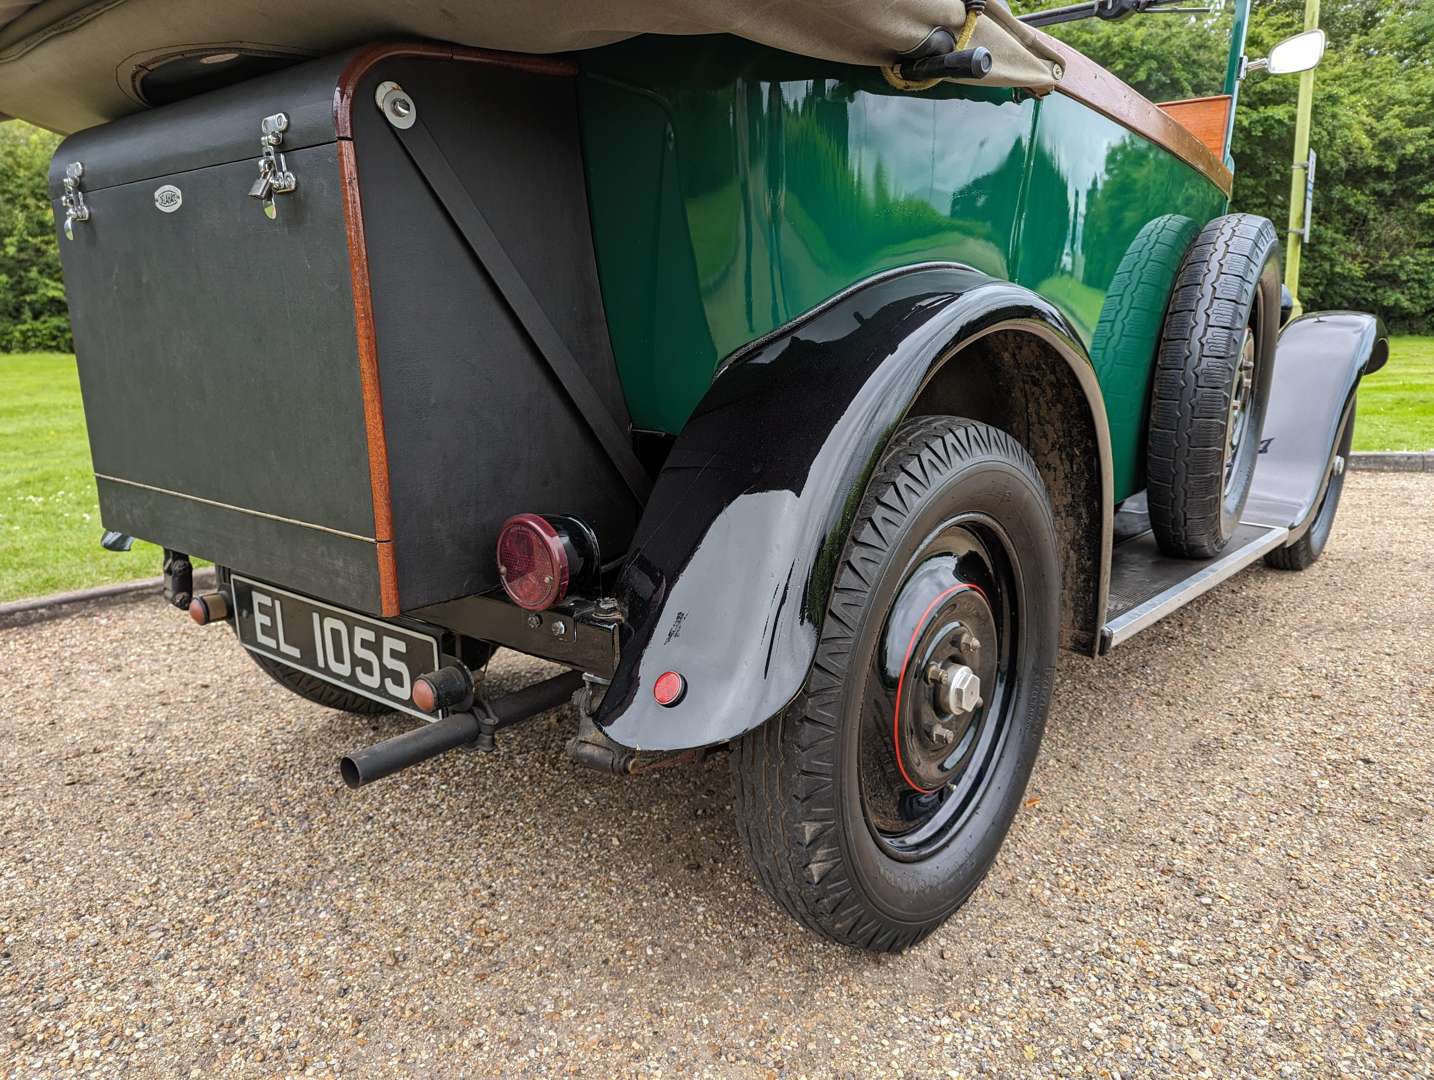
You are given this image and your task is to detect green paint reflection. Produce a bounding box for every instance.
[1017,94,1225,496]
[581,38,1228,497]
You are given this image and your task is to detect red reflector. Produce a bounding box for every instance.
[653,671,686,707]
[497,513,569,611]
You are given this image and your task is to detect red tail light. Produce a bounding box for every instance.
[496,513,570,611]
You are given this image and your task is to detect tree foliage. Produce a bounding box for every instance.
[1014,0,1434,332]
[1012,0,1236,102]
[1234,0,1434,331]
[0,121,68,351]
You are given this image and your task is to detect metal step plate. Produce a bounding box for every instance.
[1102,522,1290,650]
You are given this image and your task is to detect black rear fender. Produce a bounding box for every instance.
[594,264,1113,752]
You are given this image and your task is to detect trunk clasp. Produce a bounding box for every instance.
[250,112,297,219]
[61,161,90,239]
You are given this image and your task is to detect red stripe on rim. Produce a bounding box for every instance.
[890,582,986,794]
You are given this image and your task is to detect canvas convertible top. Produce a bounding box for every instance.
[0,0,1063,133]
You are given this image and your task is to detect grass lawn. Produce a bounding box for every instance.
[1,340,1430,603]
[0,353,165,601]
[1353,335,1434,452]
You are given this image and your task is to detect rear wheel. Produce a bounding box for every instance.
[732,417,1059,952]
[1264,404,1355,571]
[245,649,394,715]
[1147,214,1281,558]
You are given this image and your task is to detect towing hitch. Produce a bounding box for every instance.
[339,670,584,789]
[161,548,193,610]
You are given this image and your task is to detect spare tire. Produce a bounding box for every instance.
[1146,214,1281,558]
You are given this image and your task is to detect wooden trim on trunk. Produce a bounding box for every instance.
[331,43,576,615]
[333,42,577,138]
[336,138,399,616]
[1042,38,1234,197]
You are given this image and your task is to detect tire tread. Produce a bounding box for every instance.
[1147,214,1279,558]
[246,646,393,715]
[732,417,1049,951]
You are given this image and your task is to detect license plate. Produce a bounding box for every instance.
[230,575,440,720]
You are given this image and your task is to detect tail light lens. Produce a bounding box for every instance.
[653,670,686,707]
[496,513,570,611]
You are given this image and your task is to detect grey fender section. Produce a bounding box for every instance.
[1244,311,1388,539]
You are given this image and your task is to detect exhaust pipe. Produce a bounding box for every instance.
[339,670,585,789]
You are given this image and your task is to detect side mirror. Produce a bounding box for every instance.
[1248,28,1327,76]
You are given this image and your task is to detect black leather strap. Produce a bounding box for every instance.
[388,116,652,502]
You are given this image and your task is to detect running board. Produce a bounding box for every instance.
[1101,522,1290,651]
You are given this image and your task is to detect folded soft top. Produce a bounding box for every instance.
[0,0,1062,133]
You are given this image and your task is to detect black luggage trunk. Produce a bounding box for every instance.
[50,44,638,616]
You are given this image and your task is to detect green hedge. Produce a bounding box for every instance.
[0,122,68,352]
[1232,0,1434,332]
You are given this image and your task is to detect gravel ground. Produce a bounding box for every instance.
[2,472,1431,1079]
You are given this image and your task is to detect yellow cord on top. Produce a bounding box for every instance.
[956,2,982,50]
[886,2,985,92]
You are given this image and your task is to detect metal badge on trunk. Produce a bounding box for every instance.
[153,184,182,213]
[249,112,297,219]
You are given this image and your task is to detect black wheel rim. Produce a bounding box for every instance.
[856,515,1020,862]
[1223,293,1268,509]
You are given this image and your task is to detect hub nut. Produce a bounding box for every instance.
[935,663,981,716]
[930,722,957,747]
[950,626,981,655]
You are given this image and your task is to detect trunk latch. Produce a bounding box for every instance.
[61,162,90,239]
[249,112,297,219]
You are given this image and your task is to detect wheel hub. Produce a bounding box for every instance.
[891,582,997,793]
[928,660,982,720]
[856,521,1020,860]
[1224,326,1258,492]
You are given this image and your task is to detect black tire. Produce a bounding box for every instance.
[732,417,1060,952]
[1147,214,1282,559]
[245,649,394,715]
[1264,404,1355,571]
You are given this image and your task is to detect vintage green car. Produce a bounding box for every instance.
[3,0,1385,950]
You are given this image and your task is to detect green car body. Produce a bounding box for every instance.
[579,36,1228,501]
